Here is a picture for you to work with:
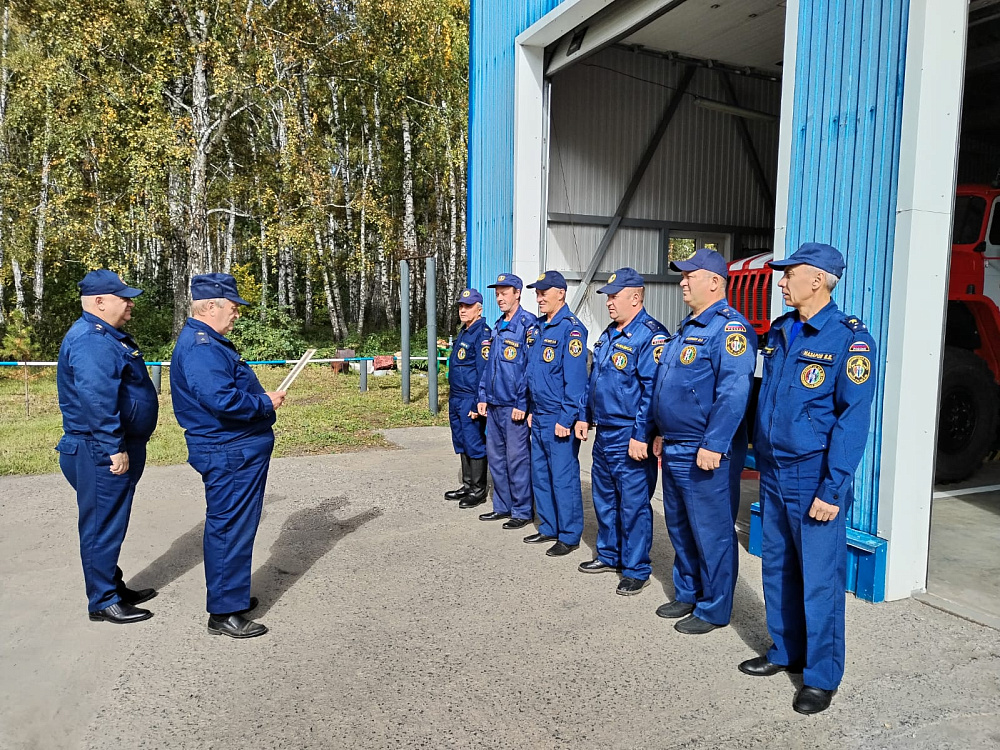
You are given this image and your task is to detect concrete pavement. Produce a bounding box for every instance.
[1,426,999,749]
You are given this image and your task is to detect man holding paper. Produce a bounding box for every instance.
[171,273,285,639]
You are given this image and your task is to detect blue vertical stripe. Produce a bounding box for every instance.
[467,0,568,321]
[785,0,910,544]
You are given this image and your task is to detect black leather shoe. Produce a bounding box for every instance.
[616,577,648,596]
[117,586,158,606]
[523,533,556,544]
[738,655,803,677]
[89,601,153,624]
[578,559,616,574]
[479,511,510,521]
[674,613,722,635]
[794,686,836,715]
[207,613,268,639]
[655,600,695,619]
[545,541,578,556]
[444,486,469,501]
[502,517,532,529]
[459,495,488,509]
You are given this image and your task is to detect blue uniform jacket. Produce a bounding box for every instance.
[652,299,757,453]
[586,307,668,442]
[525,304,589,429]
[754,301,877,507]
[449,318,491,396]
[56,311,159,456]
[477,306,537,410]
[170,318,276,445]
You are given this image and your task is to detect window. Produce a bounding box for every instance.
[953,195,986,245]
[667,232,730,265]
[990,200,1000,247]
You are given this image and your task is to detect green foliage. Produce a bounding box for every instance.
[228,306,308,361]
[0,310,41,362]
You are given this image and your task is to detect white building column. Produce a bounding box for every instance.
[878,0,968,601]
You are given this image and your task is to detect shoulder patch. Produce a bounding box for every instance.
[650,333,668,346]
[849,341,870,353]
[842,316,869,334]
[195,331,211,345]
[724,321,747,333]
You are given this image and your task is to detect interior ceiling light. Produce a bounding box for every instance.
[693,97,779,122]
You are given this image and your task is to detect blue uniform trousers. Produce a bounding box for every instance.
[591,426,657,580]
[449,394,487,459]
[530,414,583,545]
[188,434,274,614]
[660,442,737,626]
[759,456,847,691]
[486,406,533,520]
[59,437,148,611]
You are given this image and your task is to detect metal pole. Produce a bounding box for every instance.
[23,363,29,417]
[400,259,410,404]
[359,358,368,393]
[151,365,162,395]
[426,256,438,415]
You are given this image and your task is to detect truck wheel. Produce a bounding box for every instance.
[936,346,999,483]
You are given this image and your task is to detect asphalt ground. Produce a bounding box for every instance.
[2,426,999,750]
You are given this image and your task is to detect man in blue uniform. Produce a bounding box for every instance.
[57,270,160,624]
[445,288,491,509]
[738,243,877,715]
[651,249,756,634]
[578,267,667,595]
[477,273,536,528]
[171,273,286,639]
[523,271,589,556]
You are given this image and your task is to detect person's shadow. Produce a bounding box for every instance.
[250,497,383,617]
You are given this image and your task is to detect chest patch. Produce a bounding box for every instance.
[847,355,871,384]
[543,347,556,363]
[568,339,583,358]
[503,346,518,361]
[612,351,629,370]
[726,334,748,357]
[801,363,826,388]
[457,347,468,360]
[680,345,698,365]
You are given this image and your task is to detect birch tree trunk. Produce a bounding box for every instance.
[0,4,9,325]
[11,254,23,313]
[401,108,417,329]
[32,140,51,322]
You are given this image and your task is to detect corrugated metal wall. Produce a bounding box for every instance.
[546,45,781,332]
[548,47,781,225]
[784,0,910,544]
[467,0,568,318]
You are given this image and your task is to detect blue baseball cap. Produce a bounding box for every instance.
[486,273,523,290]
[527,270,567,291]
[457,288,484,305]
[78,269,143,298]
[769,242,846,278]
[597,267,645,295]
[191,273,249,305]
[671,248,729,278]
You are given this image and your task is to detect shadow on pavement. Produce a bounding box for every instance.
[251,497,383,618]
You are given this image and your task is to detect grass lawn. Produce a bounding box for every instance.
[0,365,450,476]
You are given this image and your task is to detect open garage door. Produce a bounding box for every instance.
[538,1,785,335]
[926,0,1000,629]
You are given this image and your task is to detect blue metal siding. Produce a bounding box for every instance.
[467,0,568,320]
[785,0,909,548]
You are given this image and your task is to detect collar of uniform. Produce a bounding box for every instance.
[540,302,572,328]
[81,310,128,341]
[464,317,487,336]
[799,299,840,332]
[683,298,728,329]
[610,306,649,339]
[185,316,233,345]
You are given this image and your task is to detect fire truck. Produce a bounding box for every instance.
[727,182,1000,483]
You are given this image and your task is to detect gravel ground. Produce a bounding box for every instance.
[1,426,998,750]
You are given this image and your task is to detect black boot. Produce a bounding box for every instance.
[459,457,489,508]
[445,454,472,501]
